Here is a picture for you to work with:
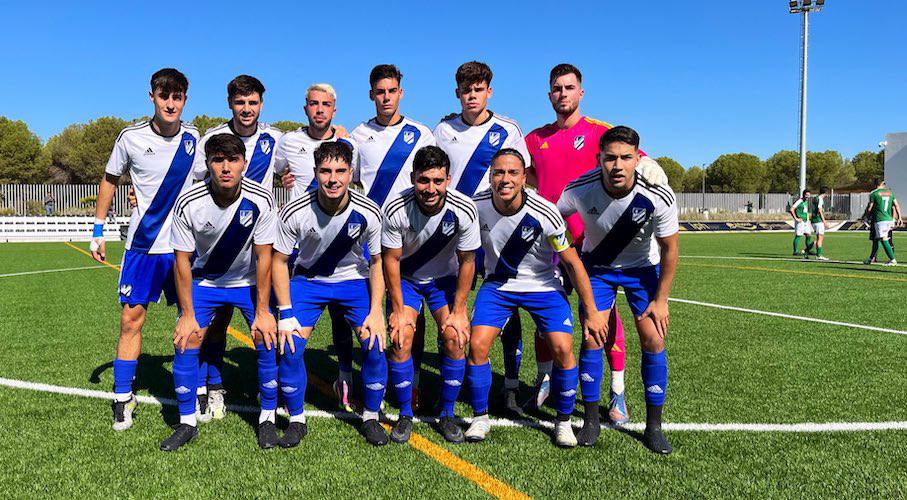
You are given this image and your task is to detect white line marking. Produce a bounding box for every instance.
[681,254,883,266]
[0,265,109,278]
[2,376,906,433]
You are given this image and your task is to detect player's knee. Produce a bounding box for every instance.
[119,307,145,337]
[547,336,575,366]
[467,338,491,365]
[440,337,465,360]
[389,341,412,363]
[639,333,665,353]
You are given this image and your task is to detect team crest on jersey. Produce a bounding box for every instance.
[441,221,455,236]
[632,207,649,224]
[488,132,501,147]
[521,225,537,242]
[260,139,272,155]
[184,139,195,155]
[574,135,585,150]
[403,131,415,145]
[347,222,362,239]
[239,210,254,227]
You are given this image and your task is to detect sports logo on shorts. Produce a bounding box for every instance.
[403,131,415,145]
[574,135,585,150]
[260,139,272,155]
[441,221,455,236]
[347,222,362,239]
[239,209,254,227]
[488,132,501,147]
[521,225,536,242]
[632,207,649,224]
[119,284,132,297]
[183,139,195,155]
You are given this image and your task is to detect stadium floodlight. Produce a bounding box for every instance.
[789,1,826,194]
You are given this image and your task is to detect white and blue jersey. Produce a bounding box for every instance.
[274,127,357,200]
[557,169,679,315]
[473,188,571,293]
[433,112,530,197]
[193,122,283,191]
[105,120,201,254]
[170,178,277,288]
[273,189,382,282]
[351,117,435,207]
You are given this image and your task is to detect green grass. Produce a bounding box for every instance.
[1,233,905,497]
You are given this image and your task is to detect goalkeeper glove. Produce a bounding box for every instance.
[636,156,669,187]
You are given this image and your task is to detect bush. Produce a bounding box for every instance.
[0,207,16,216]
[79,195,97,205]
[25,200,45,215]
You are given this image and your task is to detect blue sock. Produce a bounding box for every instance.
[551,365,579,417]
[278,337,308,417]
[579,348,604,403]
[330,306,354,373]
[440,356,466,417]
[172,348,199,417]
[501,314,522,382]
[112,358,138,395]
[204,339,226,386]
[389,358,414,417]
[256,344,278,411]
[641,349,668,406]
[359,338,388,413]
[466,362,492,415]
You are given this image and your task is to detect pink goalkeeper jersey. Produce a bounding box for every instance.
[526,116,646,240]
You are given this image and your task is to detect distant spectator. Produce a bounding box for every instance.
[107,205,116,224]
[43,191,54,216]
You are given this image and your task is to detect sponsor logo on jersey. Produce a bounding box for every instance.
[144,147,155,156]
[632,207,648,224]
[298,146,307,153]
[521,225,536,242]
[260,139,271,155]
[307,227,317,234]
[184,139,195,155]
[587,206,600,215]
[239,209,254,227]
[347,222,362,239]
[481,223,491,231]
[367,135,375,142]
[450,136,458,143]
[574,135,585,150]
[442,220,455,236]
[203,221,216,231]
[403,131,415,144]
[540,141,549,150]
[488,132,501,147]
[119,284,132,297]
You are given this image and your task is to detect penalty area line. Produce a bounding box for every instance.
[2,376,907,434]
[0,265,109,278]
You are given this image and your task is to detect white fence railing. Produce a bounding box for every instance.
[676,192,870,219]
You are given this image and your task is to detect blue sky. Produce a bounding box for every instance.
[2,1,904,168]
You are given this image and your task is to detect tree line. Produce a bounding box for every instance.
[0,115,885,192]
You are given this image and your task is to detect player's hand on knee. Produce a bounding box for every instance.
[173,315,201,354]
[583,309,609,347]
[252,311,278,351]
[278,313,303,355]
[362,312,387,352]
[442,311,471,350]
[639,300,670,339]
[281,172,296,191]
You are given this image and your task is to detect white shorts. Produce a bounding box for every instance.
[874,221,894,240]
[795,221,812,236]
[812,222,825,235]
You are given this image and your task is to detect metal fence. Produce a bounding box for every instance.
[676,192,870,219]
[0,184,293,216]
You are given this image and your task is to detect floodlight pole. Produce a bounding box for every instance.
[797,10,809,195]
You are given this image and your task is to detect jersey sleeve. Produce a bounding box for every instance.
[556,188,578,218]
[381,209,404,249]
[457,201,481,252]
[273,209,298,256]
[541,199,570,253]
[273,134,289,175]
[366,211,383,256]
[191,135,209,181]
[791,199,803,212]
[253,201,277,246]
[653,195,680,238]
[418,126,437,148]
[504,130,532,168]
[170,204,195,252]
[104,134,131,177]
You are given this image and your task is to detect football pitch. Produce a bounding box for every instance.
[1,232,905,498]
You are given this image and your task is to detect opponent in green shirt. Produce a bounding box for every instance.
[863,180,901,265]
[789,189,812,256]
[807,188,829,259]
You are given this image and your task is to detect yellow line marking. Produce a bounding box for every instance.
[63,242,529,499]
[64,242,122,272]
[682,261,907,283]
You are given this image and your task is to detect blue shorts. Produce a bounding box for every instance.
[392,276,457,314]
[290,278,370,328]
[588,265,660,317]
[186,283,257,329]
[472,282,574,334]
[118,249,177,306]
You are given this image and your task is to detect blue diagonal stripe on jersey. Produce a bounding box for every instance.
[400,209,458,277]
[295,211,368,278]
[132,132,197,251]
[454,123,508,196]
[367,124,420,206]
[246,133,276,183]
[193,198,259,280]
[487,213,541,284]
[582,193,655,269]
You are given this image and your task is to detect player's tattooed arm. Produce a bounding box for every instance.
[172,250,202,353]
[362,255,388,352]
[640,232,679,339]
[251,244,277,350]
[441,249,475,349]
[382,246,414,348]
[558,246,608,347]
[90,173,119,262]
